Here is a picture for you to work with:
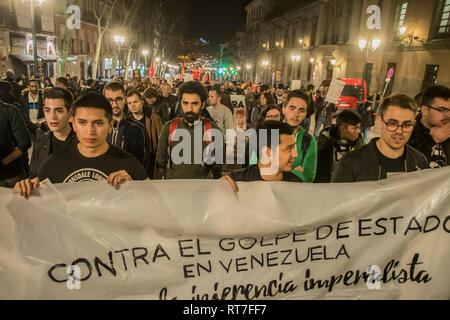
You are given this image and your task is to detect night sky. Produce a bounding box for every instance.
[184,0,250,43]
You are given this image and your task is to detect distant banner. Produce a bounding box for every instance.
[0,168,449,299]
[230,94,246,130]
[326,79,346,104]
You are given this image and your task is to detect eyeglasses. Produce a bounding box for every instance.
[425,105,450,114]
[107,97,124,105]
[266,114,281,120]
[381,118,415,132]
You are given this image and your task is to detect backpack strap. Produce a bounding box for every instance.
[203,118,212,145]
[169,117,181,147]
[169,117,212,147]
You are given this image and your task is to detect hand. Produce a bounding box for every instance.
[13,178,40,199]
[107,170,132,189]
[429,122,450,143]
[293,165,304,172]
[220,175,239,193]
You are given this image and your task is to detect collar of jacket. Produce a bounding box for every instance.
[369,137,422,173]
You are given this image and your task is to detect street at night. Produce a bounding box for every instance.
[0,0,449,307]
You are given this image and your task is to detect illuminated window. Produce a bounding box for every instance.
[439,0,450,33]
[398,2,408,27]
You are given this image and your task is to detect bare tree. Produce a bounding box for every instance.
[60,0,83,76]
[92,0,119,80]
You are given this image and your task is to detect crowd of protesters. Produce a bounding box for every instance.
[0,69,448,196]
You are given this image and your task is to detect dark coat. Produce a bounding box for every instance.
[0,99,31,180]
[315,125,365,183]
[408,114,450,168]
[29,129,77,178]
[331,138,429,182]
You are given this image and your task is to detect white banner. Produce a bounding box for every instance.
[230,94,246,130]
[0,168,449,300]
[326,79,346,104]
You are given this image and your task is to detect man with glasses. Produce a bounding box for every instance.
[103,82,150,169]
[408,85,450,168]
[332,94,429,182]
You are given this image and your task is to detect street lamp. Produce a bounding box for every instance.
[358,38,381,96]
[114,35,125,77]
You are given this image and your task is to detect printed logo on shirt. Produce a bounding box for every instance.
[63,168,108,183]
[429,143,446,168]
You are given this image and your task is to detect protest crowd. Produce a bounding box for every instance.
[0,70,448,196]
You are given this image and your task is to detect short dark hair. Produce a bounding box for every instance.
[306,84,315,91]
[143,87,158,99]
[55,77,68,87]
[261,92,276,105]
[257,120,294,155]
[336,110,361,128]
[286,89,310,106]
[421,85,450,107]
[29,79,39,85]
[377,94,418,118]
[72,92,113,121]
[260,84,270,92]
[276,83,285,90]
[43,87,74,111]
[209,84,221,96]
[178,81,208,104]
[126,90,143,102]
[103,81,125,95]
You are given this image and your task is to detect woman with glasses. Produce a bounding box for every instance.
[250,92,276,129]
[258,104,282,125]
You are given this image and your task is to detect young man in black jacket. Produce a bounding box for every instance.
[315,110,364,183]
[408,85,450,168]
[29,87,77,178]
[103,82,150,170]
[331,94,429,182]
[0,82,31,187]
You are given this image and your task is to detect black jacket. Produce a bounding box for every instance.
[29,129,78,178]
[331,138,429,182]
[0,99,32,180]
[21,91,44,121]
[107,116,150,168]
[315,125,365,183]
[357,102,375,128]
[408,114,450,168]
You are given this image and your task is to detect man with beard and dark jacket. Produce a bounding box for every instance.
[21,79,44,139]
[103,82,151,169]
[155,81,223,179]
[332,94,429,182]
[315,110,364,182]
[0,81,31,187]
[408,85,450,168]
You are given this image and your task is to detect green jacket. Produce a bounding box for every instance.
[249,126,317,182]
[292,127,317,182]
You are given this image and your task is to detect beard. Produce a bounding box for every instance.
[183,111,201,124]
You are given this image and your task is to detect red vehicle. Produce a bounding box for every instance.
[337,78,367,110]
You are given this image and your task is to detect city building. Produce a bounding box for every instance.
[240,0,450,97]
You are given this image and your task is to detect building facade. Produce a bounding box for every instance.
[240,0,450,97]
[0,0,57,80]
